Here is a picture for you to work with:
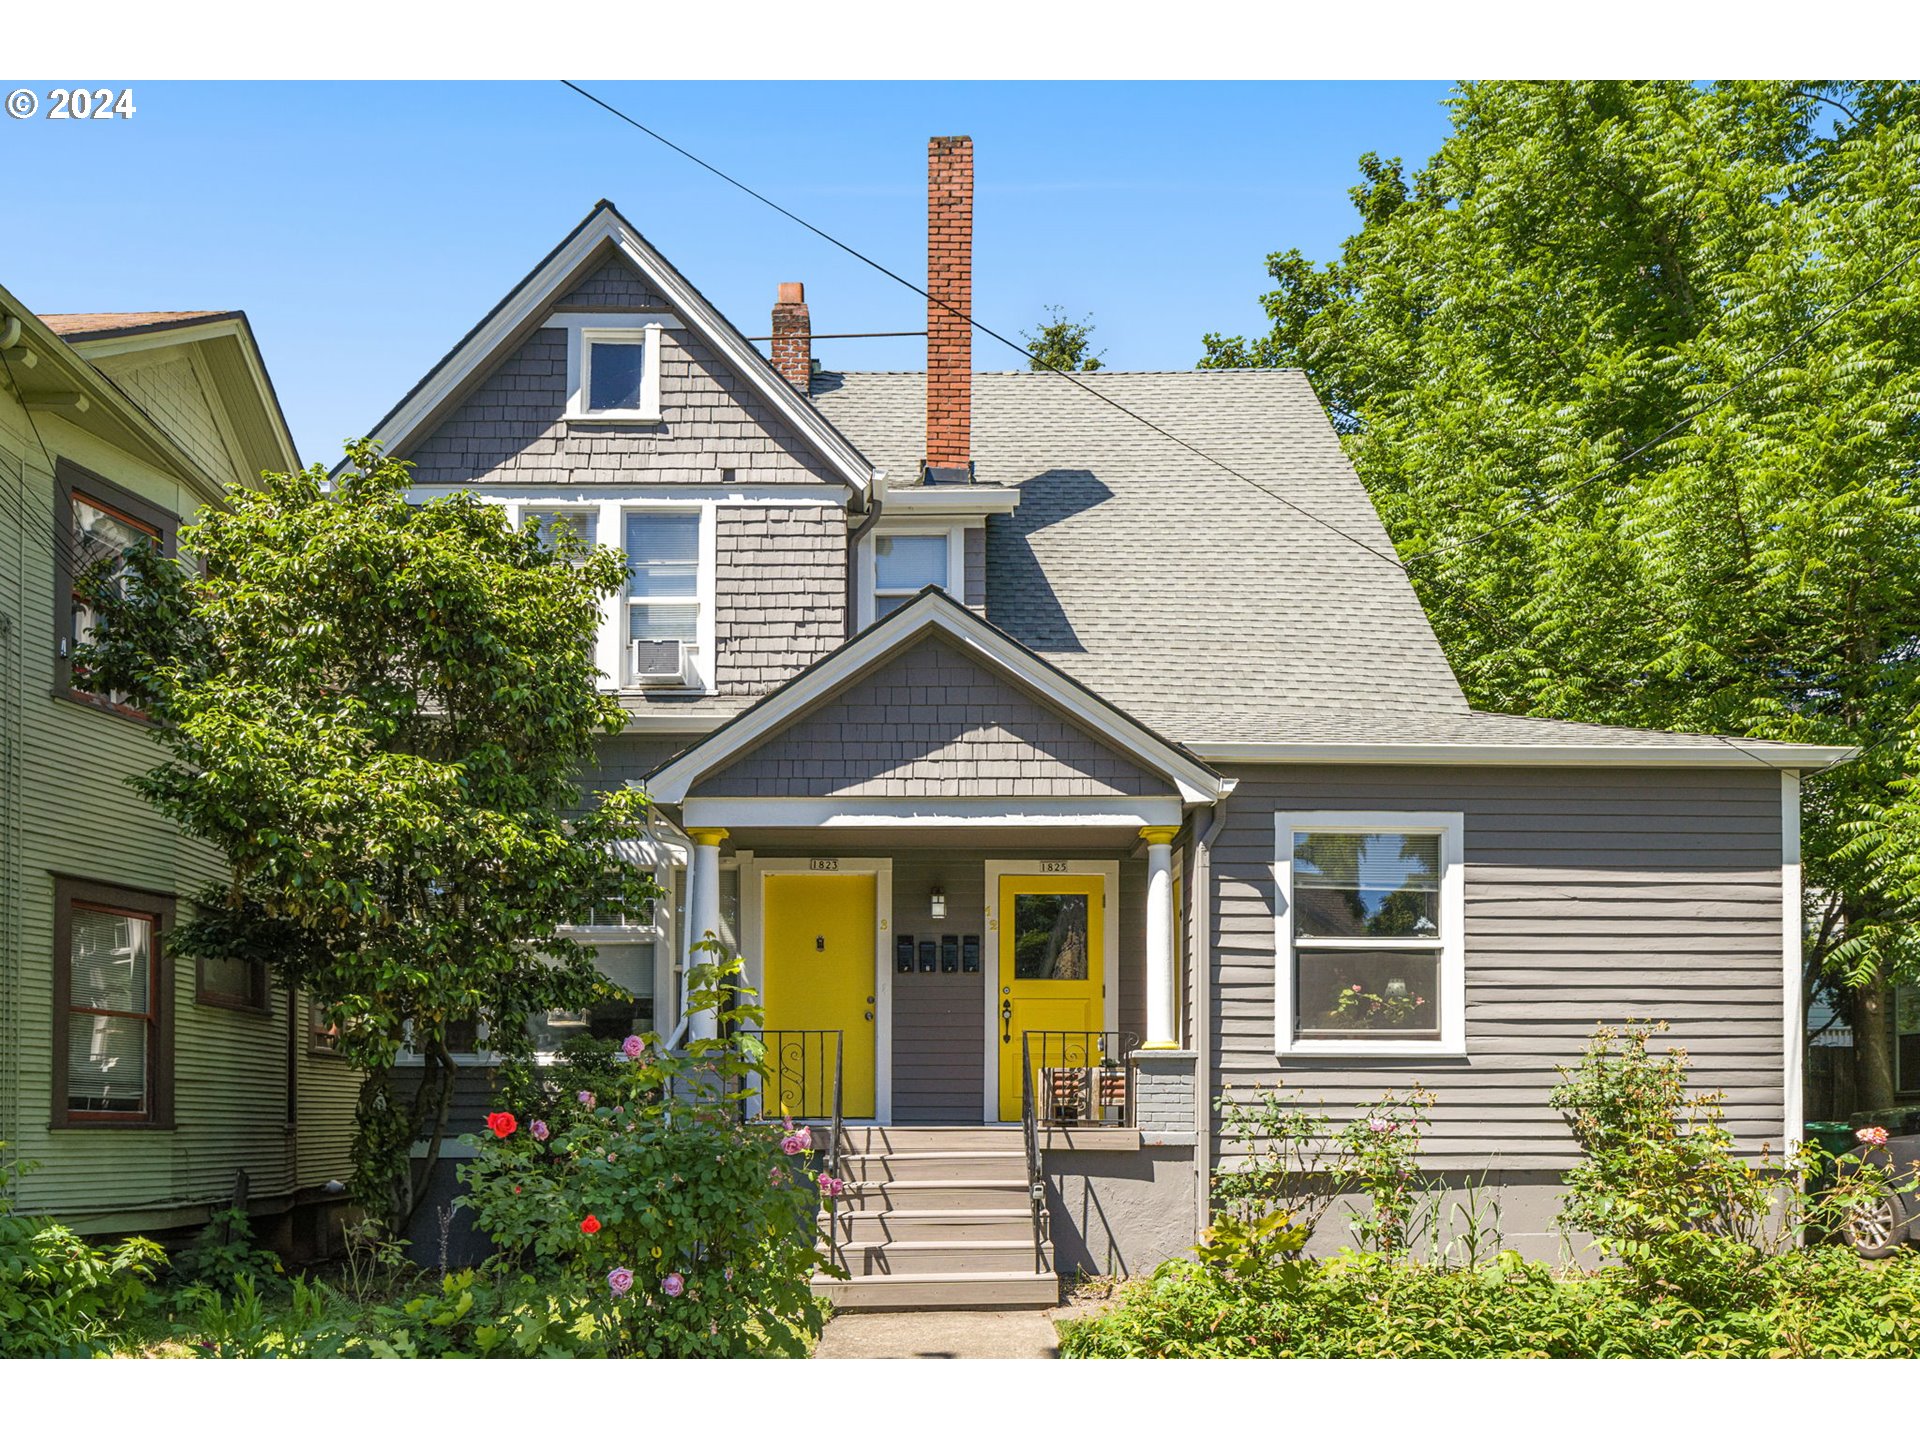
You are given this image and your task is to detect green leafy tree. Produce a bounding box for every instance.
[79,442,657,1231]
[1203,81,1920,1108]
[1022,305,1106,372]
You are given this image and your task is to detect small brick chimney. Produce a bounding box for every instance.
[925,135,973,483]
[770,281,811,392]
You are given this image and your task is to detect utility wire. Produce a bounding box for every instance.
[559,81,1912,765]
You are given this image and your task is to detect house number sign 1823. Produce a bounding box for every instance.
[808,858,839,872]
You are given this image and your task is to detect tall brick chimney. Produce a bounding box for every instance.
[770,281,811,392]
[925,135,973,482]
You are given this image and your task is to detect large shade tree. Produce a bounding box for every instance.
[82,443,656,1228]
[1202,81,1920,1108]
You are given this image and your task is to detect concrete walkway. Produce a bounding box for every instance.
[814,1309,1061,1359]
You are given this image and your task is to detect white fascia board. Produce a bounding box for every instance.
[348,208,876,500]
[1191,741,1859,770]
[684,797,1184,829]
[878,488,1022,516]
[406,484,848,506]
[646,596,1226,807]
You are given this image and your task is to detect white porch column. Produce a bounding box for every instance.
[683,827,728,1041]
[1140,825,1181,1049]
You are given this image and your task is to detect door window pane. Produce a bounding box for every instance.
[1293,832,1441,938]
[1012,893,1090,981]
[1295,950,1440,1041]
[875,534,948,592]
[587,341,645,411]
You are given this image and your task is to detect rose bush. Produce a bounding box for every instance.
[456,950,835,1357]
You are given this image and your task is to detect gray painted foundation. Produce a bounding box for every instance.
[1044,1148,1199,1277]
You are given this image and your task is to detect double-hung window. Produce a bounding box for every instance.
[524,508,598,556]
[54,879,174,1126]
[1274,811,1464,1056]
[865,528,962,625]
[54,461,176,712]
[625,510,702,685]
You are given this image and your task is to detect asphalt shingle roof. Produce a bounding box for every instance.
[809,368,1803,756]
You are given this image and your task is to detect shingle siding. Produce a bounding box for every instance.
[695,635,1167,798]
[403,257,848,491]
[715,507,846,694]
[1209,764,1787,1171]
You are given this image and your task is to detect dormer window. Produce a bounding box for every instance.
[559,319,664,423]
[859,525,965,628]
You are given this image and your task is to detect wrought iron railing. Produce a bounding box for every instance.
[754,1028,847,1274]
[1019,1030,1139,1273]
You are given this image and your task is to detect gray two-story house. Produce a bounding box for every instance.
[355,136,1849,1306]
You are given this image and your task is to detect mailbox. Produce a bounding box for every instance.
[940,935,959,972]
[961,935,981,973]
[895,935,915,974]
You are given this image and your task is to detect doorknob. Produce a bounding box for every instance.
[864,1010,874,1022]
[1001,998,1013,1045]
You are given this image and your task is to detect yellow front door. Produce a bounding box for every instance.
[995,873,1105,1121]
[761,872,877,1118]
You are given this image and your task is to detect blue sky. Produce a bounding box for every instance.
[0,81,1457,465]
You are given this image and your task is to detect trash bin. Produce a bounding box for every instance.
[1805,1121,1858,1159]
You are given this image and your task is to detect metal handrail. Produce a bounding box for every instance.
[753,1028,847,1274]
[1024,1029,1141,1130]
[1020,1031,1048,1273]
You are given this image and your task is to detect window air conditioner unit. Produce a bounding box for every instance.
[630,638,693,689]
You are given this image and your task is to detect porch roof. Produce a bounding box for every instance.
[642,588,1230,813]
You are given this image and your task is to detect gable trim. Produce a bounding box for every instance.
[645,588,1228,808]
[681,797,1184,829]
[345,202,875,499]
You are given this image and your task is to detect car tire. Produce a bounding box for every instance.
[1845,1186,1910,1260]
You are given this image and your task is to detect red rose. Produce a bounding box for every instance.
[580,1214,602,1236]
[485,1112,518,1139]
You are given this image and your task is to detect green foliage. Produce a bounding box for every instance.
[454,948,832,1357]
[170,1205,283,1297]
[1193,1209,1312,1283]
[0,1150,167,1357]
[1058,1247,1920,1359]
[76,440,659,1228]
[1200,82,1920,1016]
[1021,306,1105,372]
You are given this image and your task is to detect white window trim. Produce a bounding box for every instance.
[1272,810,1466,1058]
[562,321,664,423]
[501,498,718,695]
[855,522,966,631]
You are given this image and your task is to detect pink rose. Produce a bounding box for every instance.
[608,1266,634,1296]
[817,1173,847,1198]
[1857,1125,1891,1148]
[530,1119,549,1141]
[662,1272,685,1298]
[622,1034,645,1060]
[1351,984,1364,992]
[577,1091,595,1108]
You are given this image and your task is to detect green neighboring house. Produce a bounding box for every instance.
[0,292,358,1249]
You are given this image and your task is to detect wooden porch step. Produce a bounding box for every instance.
[839,1178,1030,1212]
[842,1150,1029,1183]
[827,1207,1035,1244]
[840,1125,1027,1156]
[811,1268,1060,1311]
[835,1238,1044,1277]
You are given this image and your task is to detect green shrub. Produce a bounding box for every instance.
[0,1149,167,1357]
[1058,1248,1920,1359]
[454,949,832,1357]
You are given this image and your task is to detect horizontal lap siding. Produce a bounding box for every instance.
[890,855,985,1122]
[1211,765,1786,1171]
[2,413,359,1224]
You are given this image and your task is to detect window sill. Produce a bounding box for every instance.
[1277,1041,1466,1060]
[564,412,663,426]
[50,1116,175,1132]
[54,688,159,728]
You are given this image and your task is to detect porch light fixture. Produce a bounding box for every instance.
[929,883,947,920]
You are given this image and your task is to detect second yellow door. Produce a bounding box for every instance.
[996,873,1105,1121]
[761,872,877,1118]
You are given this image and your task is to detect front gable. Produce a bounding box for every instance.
[698,633,1163,799]
[646,590,1228,809]
[353,203,875,498]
